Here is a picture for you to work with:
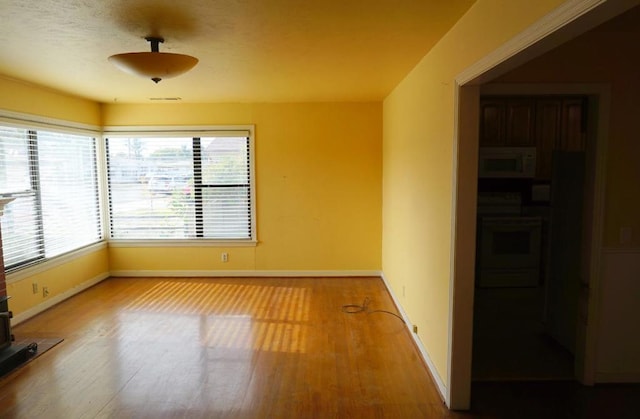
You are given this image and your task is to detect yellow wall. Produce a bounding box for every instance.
[382,0,566,382]
[7,247,109,315]
[494,6,640,247]
[104,102,382,272]
[0,76,101,126]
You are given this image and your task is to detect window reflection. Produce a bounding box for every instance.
[120,279,311,354]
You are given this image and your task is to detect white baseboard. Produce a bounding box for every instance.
[380,273,448,403]
[11,272,110,326]
[109,270,382,278]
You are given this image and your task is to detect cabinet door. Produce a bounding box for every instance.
[560,98,586,151]
[479,100,505,146]
[535,99,562,180]
[505,99,536,146]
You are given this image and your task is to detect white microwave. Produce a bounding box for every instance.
[478,147,536,178]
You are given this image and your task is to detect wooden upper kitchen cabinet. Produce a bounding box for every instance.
[560,98,587,152]
[535,99,563,180]
[479,99,506,146]
[480,96,587,180]
[505,98,536,146]
[480,98,535,146]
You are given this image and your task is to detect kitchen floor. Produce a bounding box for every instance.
[472,286,574,381]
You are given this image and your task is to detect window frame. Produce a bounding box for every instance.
[0,112,104,273]
[103,125,257,247]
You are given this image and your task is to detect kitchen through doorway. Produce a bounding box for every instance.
[472,94,589,381]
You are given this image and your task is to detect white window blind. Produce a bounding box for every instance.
[106,135,253,240]
[0,126,102,270]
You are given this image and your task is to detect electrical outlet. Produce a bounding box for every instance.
[413,325,418,334]
[32,283,38,294]
[221,252,228,262]
[42,286,49,298]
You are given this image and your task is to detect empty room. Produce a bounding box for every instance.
[1,0,639,417]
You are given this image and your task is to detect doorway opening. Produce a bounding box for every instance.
[472,94,590,381]
[449,0,635,410]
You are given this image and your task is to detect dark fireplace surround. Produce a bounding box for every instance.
[0,209,11,343]
[0,297,12,351]
[0,199,37,375]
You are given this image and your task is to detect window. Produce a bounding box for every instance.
[0,125,102,271]
[106,131,254,241]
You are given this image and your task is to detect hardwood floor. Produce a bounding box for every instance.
[0,277,450,418]
[2,277,639,418]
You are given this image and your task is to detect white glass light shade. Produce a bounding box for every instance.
[109,52,198,83]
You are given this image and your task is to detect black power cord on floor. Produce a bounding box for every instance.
[342,297,406,324]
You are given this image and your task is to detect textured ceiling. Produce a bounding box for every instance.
[0,0,475,103]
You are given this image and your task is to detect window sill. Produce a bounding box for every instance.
[107,239,258,248]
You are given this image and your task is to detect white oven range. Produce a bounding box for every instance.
[476,192,542,288]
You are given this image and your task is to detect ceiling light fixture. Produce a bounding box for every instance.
[109,37,198,84]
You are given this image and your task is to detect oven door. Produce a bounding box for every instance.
[478,216,542,287]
